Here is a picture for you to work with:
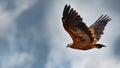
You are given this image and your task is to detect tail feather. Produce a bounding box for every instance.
[96,44,106,49]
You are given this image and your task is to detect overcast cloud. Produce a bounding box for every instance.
[0,0,120,68]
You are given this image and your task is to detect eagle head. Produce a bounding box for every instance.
[67,42,74,48]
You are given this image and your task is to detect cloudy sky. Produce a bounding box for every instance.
[0,0,120,68]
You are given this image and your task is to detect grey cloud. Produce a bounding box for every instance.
[102,0,120,14]
[113,36,120,59]
[0,0,15,10]
[15,0,53,68]
[0,38,10,56]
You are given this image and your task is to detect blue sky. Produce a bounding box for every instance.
[0,0,120,68]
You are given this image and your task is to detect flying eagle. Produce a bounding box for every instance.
[62,5,111,50]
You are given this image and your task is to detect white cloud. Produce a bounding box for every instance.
[70,57,120,68]
[1,53,35,68]
[0,3,14,38]
[14,0,37,17]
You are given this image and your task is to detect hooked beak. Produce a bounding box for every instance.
[66,44,69,48]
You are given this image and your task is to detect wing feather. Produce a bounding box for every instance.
[89,15,111,41]
[62,5,94,43]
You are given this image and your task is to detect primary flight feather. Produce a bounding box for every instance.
[62,5,111,50]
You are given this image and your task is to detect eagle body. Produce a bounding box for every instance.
[68,42,95,50]
[62,5,111,50]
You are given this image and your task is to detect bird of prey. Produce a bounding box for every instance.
[62,5,111,50]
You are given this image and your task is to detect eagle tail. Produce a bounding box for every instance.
[95,44,106,49]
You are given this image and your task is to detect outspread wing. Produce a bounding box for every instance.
[89,15,111,41]
[62,5,93,43]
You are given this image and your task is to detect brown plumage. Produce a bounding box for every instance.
[62,5,111,50]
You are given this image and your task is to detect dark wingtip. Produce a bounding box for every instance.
[96,14,112,23]
[63,4,71,18]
